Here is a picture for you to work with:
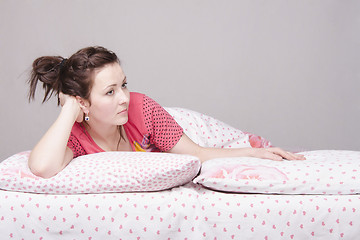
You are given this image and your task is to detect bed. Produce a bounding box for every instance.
[1,108,359,240]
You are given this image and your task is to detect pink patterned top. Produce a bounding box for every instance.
[67,92,184,158]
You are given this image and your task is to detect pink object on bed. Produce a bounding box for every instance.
[201,164,288,181]
[245,132,272,148]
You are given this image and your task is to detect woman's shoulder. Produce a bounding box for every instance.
[129,92,145,105]
[128,92,146,118]
[129,92,158,107]
[69,122,90,141]
[70,122,84,135]
[130,91,144,98]
[127,92,162,120]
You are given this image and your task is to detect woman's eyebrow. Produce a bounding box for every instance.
[103,76,127,90]
[104,84,116,90]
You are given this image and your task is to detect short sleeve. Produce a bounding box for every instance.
[67,133,86,158]
[142,95,183,151]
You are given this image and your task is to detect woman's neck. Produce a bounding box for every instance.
[84,123,121,151]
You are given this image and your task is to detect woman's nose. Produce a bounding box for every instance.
[117,90,129,105]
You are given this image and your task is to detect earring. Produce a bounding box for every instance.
[85,113,90,121]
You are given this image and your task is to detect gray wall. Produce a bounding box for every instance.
[1,0,359,161]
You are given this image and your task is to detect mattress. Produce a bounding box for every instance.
[1,182,359,239]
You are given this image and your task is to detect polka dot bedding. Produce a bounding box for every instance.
[194,150,360,194]
[0,183,359,239]
[0,151,200,194]
[165,107,254,148]
[1,107,360,239]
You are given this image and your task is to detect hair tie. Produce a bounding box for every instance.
[59,58,68,70]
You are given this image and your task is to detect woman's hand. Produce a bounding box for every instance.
[250,147,306,161]
[58,93,83,122]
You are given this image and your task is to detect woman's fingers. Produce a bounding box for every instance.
[265,151,283,161]
[287,151,306,160]
[58,92,74,107]
[58,93,84,122]
[58,92,65,107]
[253,148,283,161]
[266,148,306,161]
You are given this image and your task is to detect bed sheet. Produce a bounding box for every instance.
[1,182,359,240]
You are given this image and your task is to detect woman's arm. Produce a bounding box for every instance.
[167,133,305,163]
[28,94,81,178]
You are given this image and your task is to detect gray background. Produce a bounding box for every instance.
[1,0,359,161]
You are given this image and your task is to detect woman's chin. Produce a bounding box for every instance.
[116,117,129,126]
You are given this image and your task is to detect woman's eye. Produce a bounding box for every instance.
[122,82,128,88]
[106,90,114,95]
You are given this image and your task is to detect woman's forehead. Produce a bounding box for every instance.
[92,63,124,89]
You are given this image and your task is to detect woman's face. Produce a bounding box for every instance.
[86,62,130,127]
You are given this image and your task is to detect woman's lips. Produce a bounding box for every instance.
[118,109,127,114]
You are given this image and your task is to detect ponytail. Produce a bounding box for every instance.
[28,46,120,104]
[28,56,66,103]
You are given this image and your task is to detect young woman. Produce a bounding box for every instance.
[28,46,305,178]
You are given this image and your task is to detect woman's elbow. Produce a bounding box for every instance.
[28,158,59,179]
[28,164,57,179]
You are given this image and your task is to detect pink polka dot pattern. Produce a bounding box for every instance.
[0,183,359,239]
[194,150,360,194]
[143,97,184,151]
[165,107,252,148]
[67,133,87,158]
[0,151,200,194]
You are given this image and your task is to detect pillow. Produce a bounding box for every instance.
[165,107,267,148]
[0,151,201,194]
[193,150,360,195]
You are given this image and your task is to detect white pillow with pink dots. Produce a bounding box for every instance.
[165,108,251,148]
[165,107,271,148]
[193,150,360,195]
[0,151,201,194]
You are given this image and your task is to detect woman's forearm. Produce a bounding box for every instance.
[198,147,253,163]
[28,102,79,178]
[197,147,274,163]
[197,146,305,163]
[168,134,305,163]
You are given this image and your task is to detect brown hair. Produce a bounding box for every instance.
[28,46,126,146]
[28,46,120,103]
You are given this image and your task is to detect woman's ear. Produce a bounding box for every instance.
[75,96,90,114]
